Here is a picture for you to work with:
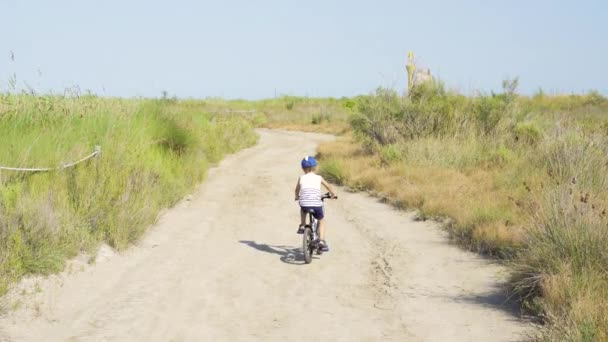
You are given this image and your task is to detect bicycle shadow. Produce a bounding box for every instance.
[238,240,316,265]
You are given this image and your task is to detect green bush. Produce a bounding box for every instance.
[319,158,347,185]
[350,88,404,144]
[483,145,515,167]
[352,84,516,144]
[514,121,543,144]
[311,112,332,125]
[379,144,402,164]
[342,99,357,110]
[584,90,606,107]
[472,94,509,135]
[514,183,608,340]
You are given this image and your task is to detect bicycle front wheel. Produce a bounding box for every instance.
[303,227,313,264]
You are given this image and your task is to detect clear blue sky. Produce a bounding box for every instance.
[1,0,606,99]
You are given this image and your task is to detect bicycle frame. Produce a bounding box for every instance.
[308,213,319,243]
[301,192,337,264]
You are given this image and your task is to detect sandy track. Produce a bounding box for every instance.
[0,129,529,341]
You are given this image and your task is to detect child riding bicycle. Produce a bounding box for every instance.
[294,156,337,252]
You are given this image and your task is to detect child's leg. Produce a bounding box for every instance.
[297,209,306,234]
[318,219,329,251]
[318,218,325,240]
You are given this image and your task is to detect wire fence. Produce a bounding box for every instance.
[0,146,101,179]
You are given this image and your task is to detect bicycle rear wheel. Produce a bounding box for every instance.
[303,226,313,264]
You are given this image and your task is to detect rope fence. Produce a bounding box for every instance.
[0,146,101,177]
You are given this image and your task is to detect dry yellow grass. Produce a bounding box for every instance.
[318,137,524,256]
[262,121,350,135]
[318,134,608,340]
[310,87,608,340]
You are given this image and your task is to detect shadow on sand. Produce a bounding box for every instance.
[238,240,317,265]
[438,282,530,322]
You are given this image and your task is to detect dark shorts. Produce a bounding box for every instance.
[301,206,324,220]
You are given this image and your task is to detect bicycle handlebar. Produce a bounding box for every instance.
[321,192,338,201]
[295,192,338,201]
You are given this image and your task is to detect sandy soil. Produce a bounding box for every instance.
[0,129,530,341]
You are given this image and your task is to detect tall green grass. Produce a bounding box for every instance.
[0,94,257,295]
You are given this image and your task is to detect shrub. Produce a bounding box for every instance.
[342,99,356,110]
[472,94,509,135]
[311,112,332,125]
[350,88,404,144]
[319,158,347,185]
[537,130,608,190]
[514,121,543,144]
[484,145,515,167]
[584,90,606,107]
[514,183,608,340]
[379,144,403,164]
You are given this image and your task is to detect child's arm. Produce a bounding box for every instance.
[294,177,301,200]
[321,177,337,197]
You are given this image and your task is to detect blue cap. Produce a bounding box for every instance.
[301,156,317,168]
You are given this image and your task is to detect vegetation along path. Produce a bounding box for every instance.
[0,129,530,341]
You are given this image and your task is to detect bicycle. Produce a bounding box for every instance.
[302,192,337,264]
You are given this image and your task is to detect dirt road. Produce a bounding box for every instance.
[0,129,529,341]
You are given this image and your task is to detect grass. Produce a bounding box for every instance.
[3,85,607,340]
[314,84,608,340]
[0,94,258,295]
[178,95,354,134]
[0,92,349,297]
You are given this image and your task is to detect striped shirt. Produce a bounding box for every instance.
[298,173,323,207]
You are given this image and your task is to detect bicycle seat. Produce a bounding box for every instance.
[303,208,316,214]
